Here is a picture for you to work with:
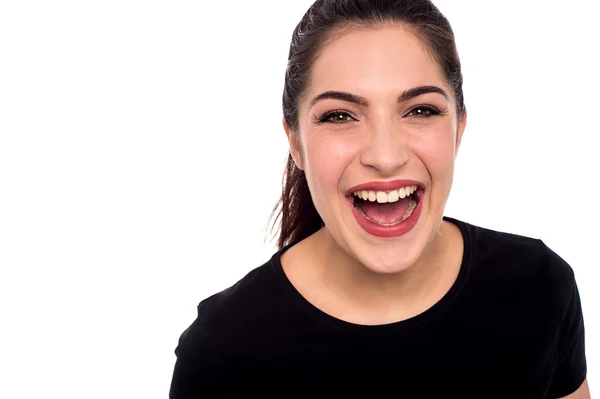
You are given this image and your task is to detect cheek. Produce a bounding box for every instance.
[303,133,358,188]
[412,127,457,178]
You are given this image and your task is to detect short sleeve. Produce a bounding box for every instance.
[546,247,587,398]
[169,305,226,398]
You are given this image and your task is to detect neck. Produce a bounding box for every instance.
[288,221,462,324]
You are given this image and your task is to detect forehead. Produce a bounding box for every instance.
[309,26,446,96]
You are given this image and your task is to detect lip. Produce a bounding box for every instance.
[344,179,426,238]
[345,188,425,238]
[345,179,425,196]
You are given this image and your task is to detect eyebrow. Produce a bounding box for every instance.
[310,85,449,108]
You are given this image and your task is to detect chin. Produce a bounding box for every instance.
[352,243,423,275]
[339,202,438,275]
[320,187,441,274]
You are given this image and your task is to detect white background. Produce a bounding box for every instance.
[1,1,598,397]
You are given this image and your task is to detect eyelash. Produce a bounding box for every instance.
[316,105,444,124]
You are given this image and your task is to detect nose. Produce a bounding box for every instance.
[359,119,409,176]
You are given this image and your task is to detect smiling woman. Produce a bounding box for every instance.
[169,1,589,398]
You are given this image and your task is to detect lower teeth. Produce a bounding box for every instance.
[357,196,418,226]
[402,197,417,221]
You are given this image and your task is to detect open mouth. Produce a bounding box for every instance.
[348,185,425,227]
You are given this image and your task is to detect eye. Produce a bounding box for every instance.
[405,105,441,118]
[318,111,356,124]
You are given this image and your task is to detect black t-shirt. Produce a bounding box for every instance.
[169,216,586,398]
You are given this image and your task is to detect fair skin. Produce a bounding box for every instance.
[283,25,465,324]
[281,24,589,398]
[562,380,591,399]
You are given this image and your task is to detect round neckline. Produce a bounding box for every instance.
[270,216,472,333]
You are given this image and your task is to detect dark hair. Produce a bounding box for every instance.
[270,0,465,249]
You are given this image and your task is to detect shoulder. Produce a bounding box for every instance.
[451,217,577,303]
[169,256,282,396]
[175,248,293,353]
[188,256,280,340]
[452,219,587,397]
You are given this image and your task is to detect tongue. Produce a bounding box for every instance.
[359,197,410,225]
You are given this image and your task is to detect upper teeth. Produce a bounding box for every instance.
[352,185,418,203]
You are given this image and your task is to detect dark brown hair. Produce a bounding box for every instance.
[270,0,465,249]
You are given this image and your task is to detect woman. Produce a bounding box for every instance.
[169,0,589,397]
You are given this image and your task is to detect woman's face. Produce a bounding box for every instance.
[287,26,466,274]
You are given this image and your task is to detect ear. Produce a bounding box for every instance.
[283,120,305,170]
[455,107,467,157]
